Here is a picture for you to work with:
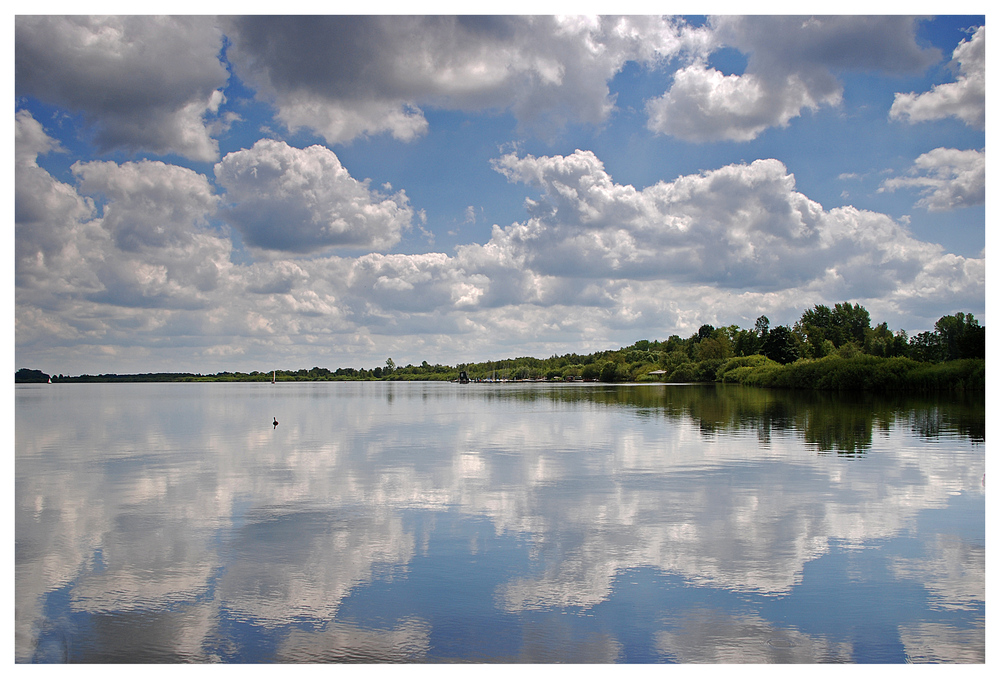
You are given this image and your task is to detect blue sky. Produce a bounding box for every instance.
[13,10,987,375]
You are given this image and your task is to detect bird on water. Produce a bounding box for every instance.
[273,416,279,429]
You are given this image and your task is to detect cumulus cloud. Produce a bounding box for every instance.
[646,63,839,142]
[15,16,229,161]
[409,149,980,343]
[15,108,64,162]
[14,108,983,373]
[348,253,489,313]
[890,26,985,129]
[16,109,232,323]
[482,149,959,300]
[222,15,709,144]
[214,139,415,255]
[880,148,985,211]
[243,260,311,296]
[72,160,220,252]
[264,148,979,346]
[69,159,229,310]
[15,110,100,301]
[648,16,939,142]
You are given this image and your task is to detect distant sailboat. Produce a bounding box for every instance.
[272,370,275,384]
[273,416,279,429]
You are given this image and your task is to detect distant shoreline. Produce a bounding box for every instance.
[15,355,985,391]
[16,305,985,391]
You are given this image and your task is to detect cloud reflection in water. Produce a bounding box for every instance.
[15,382,984,662]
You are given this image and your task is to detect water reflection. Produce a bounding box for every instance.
[464,383,985,455]
[15,382,984,663]
[655,608,854,663]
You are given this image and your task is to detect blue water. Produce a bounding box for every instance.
[15,382,985,662]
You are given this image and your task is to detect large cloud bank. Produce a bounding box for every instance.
[220,15,711,143]
[13,16,957,152]
[15,109,983,372]
[13,15,985,372]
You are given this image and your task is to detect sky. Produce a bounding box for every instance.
[12,8,989,375]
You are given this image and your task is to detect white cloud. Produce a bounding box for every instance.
[72,160,220,252]
[68,159,230,310]
[15,108,235,365]
[648,16,939,142]
[14,109,64,162]
[14,110,983,374]
[222,15,709,144]
[214,139,415,255]
[243,260,311,296]
[15,111,101,305]
[16,112,88,236]
[15,16,229,161]
[347,252,489,314]
[890,26,985,129]
[482,149,965,300]
[880,148,985,211]
[646,63,836,142]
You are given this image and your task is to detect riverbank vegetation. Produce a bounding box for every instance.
[17,304,984,391]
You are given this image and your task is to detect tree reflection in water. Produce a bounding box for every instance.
[480,383,984,457]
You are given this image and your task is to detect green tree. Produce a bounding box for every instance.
[761,325,799,364]
[15,368,50,383]
[935,312,985,360]
[800,304,836,343]
[599,361,624,382]
[908,331,942,362]
[754,315,770,338]
[696,336,733,360]
[798,302,870,349]
[832,302,871,346]
[864,323,907,358]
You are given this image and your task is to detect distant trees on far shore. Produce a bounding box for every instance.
[14,368,49,383]
[16,305,985,390]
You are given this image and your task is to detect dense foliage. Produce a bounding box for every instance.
[18,305,985,391]
[14,368,50,383]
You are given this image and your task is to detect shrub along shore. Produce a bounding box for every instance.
[17,304,984,391]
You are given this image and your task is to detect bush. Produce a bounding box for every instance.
[668,362,698,382]
[723,354,983,391]
[600,361,625,382]
[695,358,725,382]
[906,359,985,390]
[717,355,777,382]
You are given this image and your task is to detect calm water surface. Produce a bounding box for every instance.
[15,382,985,663]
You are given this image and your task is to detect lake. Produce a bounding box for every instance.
[15,381,985,663]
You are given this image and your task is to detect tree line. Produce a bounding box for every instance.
[449,305,983,389]
[16,304,985,390]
